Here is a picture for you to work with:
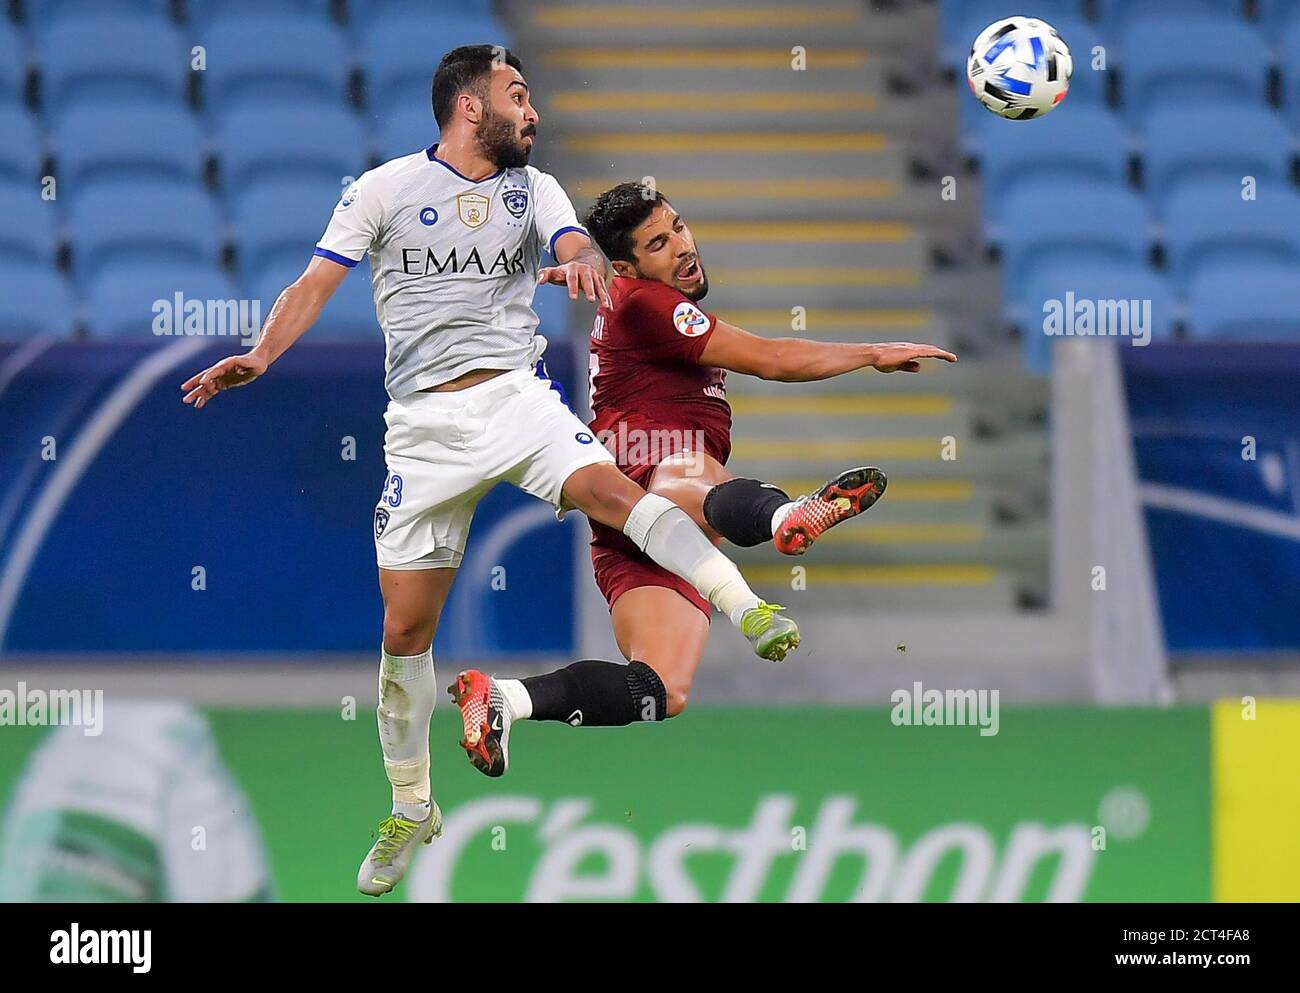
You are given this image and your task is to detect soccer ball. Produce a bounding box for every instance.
[967,17,1072,120]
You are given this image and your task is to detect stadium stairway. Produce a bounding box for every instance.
[504,0,1050,617]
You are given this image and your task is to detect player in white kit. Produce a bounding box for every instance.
[180,46,798,897]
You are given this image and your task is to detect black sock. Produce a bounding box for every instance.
[703,477,791,547]
[522,659,667,726]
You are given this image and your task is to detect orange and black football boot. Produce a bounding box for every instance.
[448,669,511,777]
[773,466,888,556]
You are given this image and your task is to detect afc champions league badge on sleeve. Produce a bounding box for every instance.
[672,301,710,337]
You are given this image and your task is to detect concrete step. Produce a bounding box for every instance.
[513,1,876,47]
[742,564,1020,612]
[731,520,1047,567]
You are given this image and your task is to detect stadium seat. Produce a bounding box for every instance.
[1119,16,1269,120]
[1095,0,1242,26]
[1163,180,1300,286]
[1017,261,1176,373]
[69,183,223,281]
[0,21,26,103]
[362,14,511,109]
[941,0,1084,69]
[54,104,206,190]
[186,0,334,23]
[1282,20,1300,129]
[1187,263,1300,340]
[0,264,78,338]
[232,179,343,276]
[23,0,171,28]
[200,15,351,111]
[218,104,368,189]
[1142,106,1293,203]
[1257,0,1300,30]
[977,105,1129,212]
[996,180,1151,286]
[374,106,440,162]
[0,107,42,186]
[372,0,495,16]
[40,16,187,113]
[85,261,241,338]
[253,264,379,341]
[0,187,60,265]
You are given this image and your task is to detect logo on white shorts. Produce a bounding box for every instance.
[575,432,594,444]
[672,302,709,337]
[374,507,390,538]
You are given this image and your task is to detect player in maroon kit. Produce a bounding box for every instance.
[449,183,954,776]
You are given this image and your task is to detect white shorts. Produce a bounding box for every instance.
[374,366,615,570]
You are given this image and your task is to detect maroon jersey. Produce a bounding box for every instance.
[588,276,732,469]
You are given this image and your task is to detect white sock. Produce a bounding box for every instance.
[496,678,533,721]
[377,645,437,817]
[623,493,762,626]
[770,501,797,536]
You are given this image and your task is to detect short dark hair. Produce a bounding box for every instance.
[582,183,668,264]
[431,45,525,130]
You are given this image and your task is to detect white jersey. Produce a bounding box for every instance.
[315,145,588,399]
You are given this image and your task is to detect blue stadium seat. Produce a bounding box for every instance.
[362,14,511,108]
[40,16,187,113]
[54,104,205,190]
[0,187,60,265]
[85,261,241,338]
[232,179,343,275]
[942,0,1084,69]
[372,0,495,15]
[0,21,26,103]
[1282,20,1300,128]
[1119,16,1269,120]
[1163,180,1300,286]
[1187,263,1300,340]
[996,180,1150,286]
[23,0,171,27]
[1142,106,1292,203]
[218,104,367,189]
[374,106,440,162]
[1257,0,1300,30]
[200,15,351,111]
[0,107,42,186]
[69,182,223,281]
[186,0,334,23]
[1017,261,1176,373]
[977,105,1129,212]
[253,263,379,341]
[0,264,78,338]
[1096,0,1242,25]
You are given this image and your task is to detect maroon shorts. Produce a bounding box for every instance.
[589,461,712,619]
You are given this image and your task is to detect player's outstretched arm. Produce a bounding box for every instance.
[698,319,957,382]
[537,231,612,308]
[180,256,349,409]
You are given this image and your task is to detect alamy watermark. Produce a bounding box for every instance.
[890,680,999,736]
[594,422,709,475]
[0,683,103,736]
[152,293,261,346]
[1042,293,1151,347]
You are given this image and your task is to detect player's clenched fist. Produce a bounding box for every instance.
[869,342,958,374]
[181,353,268,409]
[537,260,612,308]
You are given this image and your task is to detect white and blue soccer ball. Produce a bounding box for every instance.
[967,16,1073,120]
